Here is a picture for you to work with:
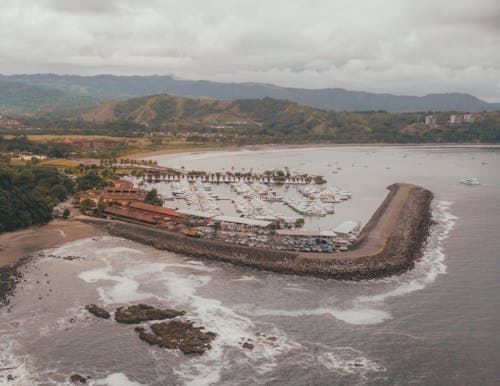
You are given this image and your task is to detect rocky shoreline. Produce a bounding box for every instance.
[0,256,31,307]
[84,182,434,280]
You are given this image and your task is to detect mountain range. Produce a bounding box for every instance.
[1,74,499,113]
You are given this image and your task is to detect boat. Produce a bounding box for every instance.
[459,178,480,185]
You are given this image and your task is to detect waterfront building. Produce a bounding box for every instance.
[78,180,147,206]
[333,221,361,236]
[101,181,146,205]
[128,202,187,222]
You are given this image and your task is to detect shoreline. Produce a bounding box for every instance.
[129,142,500,160]
[0,219,106,269]
[0,219,106,306]
[0,182,432,307]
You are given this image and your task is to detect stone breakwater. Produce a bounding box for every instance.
[86,183,433,280]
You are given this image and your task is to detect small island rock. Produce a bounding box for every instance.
[115,304,185,324]
[85,304,110,319]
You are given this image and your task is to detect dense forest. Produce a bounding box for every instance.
[0,165,74,232]
[0,135,73,157]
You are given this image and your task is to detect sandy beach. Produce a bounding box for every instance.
[128,142,499,160]
[0,219,105,268]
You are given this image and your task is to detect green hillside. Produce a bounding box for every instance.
[80,94,500,143]
[0,81,98,113]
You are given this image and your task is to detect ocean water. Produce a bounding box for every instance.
[1,146,499,385]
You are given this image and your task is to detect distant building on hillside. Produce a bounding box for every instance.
[450,115,463,125]
[463,114,475,123]
[425,115,437,126]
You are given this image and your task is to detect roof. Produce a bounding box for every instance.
[129,202,186,217]
[104,206,157,223]
[177,209,217,219]
[333,221,360,235]
[102,193,145,201]
[214,215,272,227]
[276,229,338,237]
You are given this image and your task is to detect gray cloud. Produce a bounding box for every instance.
[0,0,499,101]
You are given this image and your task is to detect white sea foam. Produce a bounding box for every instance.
[91,372,145,385]
[0,340,35,385]
[37,306,95,337]
[232,275,261,282]
[249,306,390,325]
[74,242,301,385]
[162,271,302,383]
[160,262,217,272]
[79,260,162,305]
[243,200,457,326]
[356,200,457,304]
[316,347,385,376]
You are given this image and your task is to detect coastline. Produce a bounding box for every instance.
[0,181,432,309]
[129,142,500,160]
[0,219,105,306]
[0,219,106,269]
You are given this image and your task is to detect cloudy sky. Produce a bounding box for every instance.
[1,0,499,100]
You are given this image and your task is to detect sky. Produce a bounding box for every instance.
[1,0,499,101]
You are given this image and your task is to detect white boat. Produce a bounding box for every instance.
[459,178,480,185]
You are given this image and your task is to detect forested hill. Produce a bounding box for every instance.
[80,93,500,143]
[2,74,499,113]
[0,80,98,113]
[0,165,74,232]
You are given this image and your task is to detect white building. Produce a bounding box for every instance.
[450,115,463,125]
[425,115,437,126]
[463,114,475,123]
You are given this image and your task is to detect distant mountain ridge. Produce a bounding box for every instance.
[1,74,499,113]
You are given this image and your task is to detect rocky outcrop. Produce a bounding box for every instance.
[70,374,88,384]
[115,304,185,324]
[0,256,30,307]
[136,320,216,355]
[85,304,110,319]
[86,182,434,280]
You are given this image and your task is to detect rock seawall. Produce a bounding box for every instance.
[85,183,433,280]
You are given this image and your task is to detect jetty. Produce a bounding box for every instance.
[85,182,433,280]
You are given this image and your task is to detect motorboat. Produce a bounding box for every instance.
[459,177,480,185]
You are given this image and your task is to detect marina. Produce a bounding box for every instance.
[101,175,357,252]
[102,165,357,252]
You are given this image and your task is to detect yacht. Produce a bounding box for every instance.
[459,177,480,185]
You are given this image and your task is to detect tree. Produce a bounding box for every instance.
[76,172,107,191]
[80,199,95,214]
[294,218,305,228]
[62,208,70,219]
[144,188,163,206]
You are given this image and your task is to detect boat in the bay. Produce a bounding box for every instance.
[459,177,480,185]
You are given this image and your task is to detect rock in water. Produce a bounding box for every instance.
[85,304,111,319]
[115,304,185,324]
[70,374,87,383]
[242,342,254,350]
[137,320,216,355]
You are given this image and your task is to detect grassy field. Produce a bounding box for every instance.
[38,158,80,167]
